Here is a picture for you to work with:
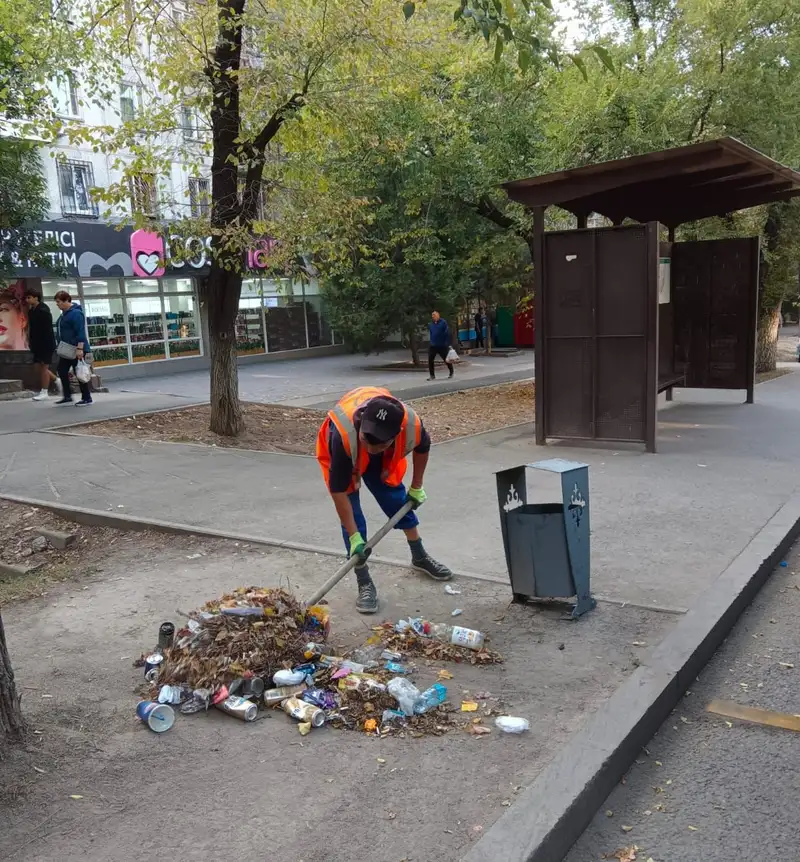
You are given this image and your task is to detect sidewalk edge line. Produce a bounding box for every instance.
[460,491,800,862]
[0,493,686,615]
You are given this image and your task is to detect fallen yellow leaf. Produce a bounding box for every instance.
[461,701,479,712]
[438,669,454,680]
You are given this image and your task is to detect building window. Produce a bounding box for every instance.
[53,74,79,118]
[119,82,141,123]
[129,173,158,216]
[180,105,201,140]
[57,160,98,218]
[189,176,210,218]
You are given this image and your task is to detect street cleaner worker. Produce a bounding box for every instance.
[316,386,453,614]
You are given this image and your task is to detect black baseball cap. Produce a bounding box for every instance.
[360,396,405,443]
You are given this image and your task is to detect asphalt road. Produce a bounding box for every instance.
[565,544,800,862]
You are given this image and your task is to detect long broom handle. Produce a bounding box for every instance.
[305,500,415,606]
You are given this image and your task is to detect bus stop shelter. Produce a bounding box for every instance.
[504,137,800,452]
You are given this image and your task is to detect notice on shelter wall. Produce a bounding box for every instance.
[658,257,671,304]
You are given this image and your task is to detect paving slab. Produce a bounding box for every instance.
[564,543,800,862]
[111,347,535,407]
[0,531,671,862]
[2,370,799,613]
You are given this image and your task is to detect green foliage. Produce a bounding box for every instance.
[0,143,53,283]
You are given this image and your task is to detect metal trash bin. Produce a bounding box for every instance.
[495,458,596,618]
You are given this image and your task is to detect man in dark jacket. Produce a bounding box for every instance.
[427,310,454,380]
[24,285,57,401]
[54,290,93,406]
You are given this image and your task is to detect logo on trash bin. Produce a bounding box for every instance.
[568,484,586,526]
[503,485,523,513]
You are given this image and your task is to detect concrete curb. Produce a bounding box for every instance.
[461,491,800,862]
[0,492,686,615]
[0,492,507,583]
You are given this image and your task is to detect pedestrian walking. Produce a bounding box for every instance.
[316,386,454,613]
[24,285,58,401]
[427,310,454,380]
[53,290,93,406]
[474,307,486,349]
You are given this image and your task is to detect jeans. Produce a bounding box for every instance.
[428,345,452,377]
[340,471,419,552]
[57,357,92,402]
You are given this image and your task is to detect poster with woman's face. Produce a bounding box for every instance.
[0,282,29,350]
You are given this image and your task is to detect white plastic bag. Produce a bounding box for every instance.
[495,716,530,734]
[446,346,459,363]
[74,359,91,384]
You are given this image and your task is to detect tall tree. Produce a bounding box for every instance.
[64,0,559,435]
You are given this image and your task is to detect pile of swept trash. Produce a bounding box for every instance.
[134,586,529,738]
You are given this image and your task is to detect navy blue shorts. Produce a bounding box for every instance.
[341,472,419,551]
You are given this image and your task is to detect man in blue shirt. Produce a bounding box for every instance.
[427,310,454,381]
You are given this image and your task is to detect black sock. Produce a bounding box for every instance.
[408,537,426,561]
[355,565,372,586]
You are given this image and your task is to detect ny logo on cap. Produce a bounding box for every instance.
[376,408,388,420]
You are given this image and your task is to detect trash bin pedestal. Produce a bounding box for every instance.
[495,458,596,618]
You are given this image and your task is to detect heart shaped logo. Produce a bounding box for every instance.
[136,251,161,275]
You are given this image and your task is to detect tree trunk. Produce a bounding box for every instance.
[755,306,781,374]
[408,328,420,366]
[207,264,245,436]
[0,612,24,750]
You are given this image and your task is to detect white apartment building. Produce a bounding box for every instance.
[3,69,340,381]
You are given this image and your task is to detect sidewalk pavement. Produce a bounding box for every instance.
[1,369,799,613]
[109,347,535,407]
[0,347,532,435]
[565,543,800,862]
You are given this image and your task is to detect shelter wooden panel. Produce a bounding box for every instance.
[541,224,658,447]
[671,238,759,399]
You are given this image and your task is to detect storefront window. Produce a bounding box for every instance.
[81,279,121,296]
[125,279,160,294]
[302,280,332,347]
[164,293,201,358]
[236,278,266,354]
[162,277,193,293]
[84,295,128,366]
[127,292,166,362]
[263,278,308,351]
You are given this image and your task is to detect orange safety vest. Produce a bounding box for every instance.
[316,386,422,493]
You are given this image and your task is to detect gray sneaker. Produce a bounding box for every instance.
[412,555,454,581]
[356,578,379,614]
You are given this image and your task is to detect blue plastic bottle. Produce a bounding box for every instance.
[414,683,447,714]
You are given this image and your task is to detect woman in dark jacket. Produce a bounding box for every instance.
[54,290,92,406]
[24,285,57,400]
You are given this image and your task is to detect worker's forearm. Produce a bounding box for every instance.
[331,491,359,537]
[411,451,428,489]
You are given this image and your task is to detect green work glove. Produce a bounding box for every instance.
[349,532,371,565]
[406,486,427,509]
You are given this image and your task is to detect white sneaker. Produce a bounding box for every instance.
[32,390,49,401]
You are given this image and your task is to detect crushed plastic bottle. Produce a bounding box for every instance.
[495,716,530,734]
[387,677,421,715]
[414,683,447,714]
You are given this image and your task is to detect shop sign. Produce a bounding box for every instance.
[1,222,276,279]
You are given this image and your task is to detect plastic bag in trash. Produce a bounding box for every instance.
[387,677,421,716]
[495,716,530,733]
[180,688,211,714]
